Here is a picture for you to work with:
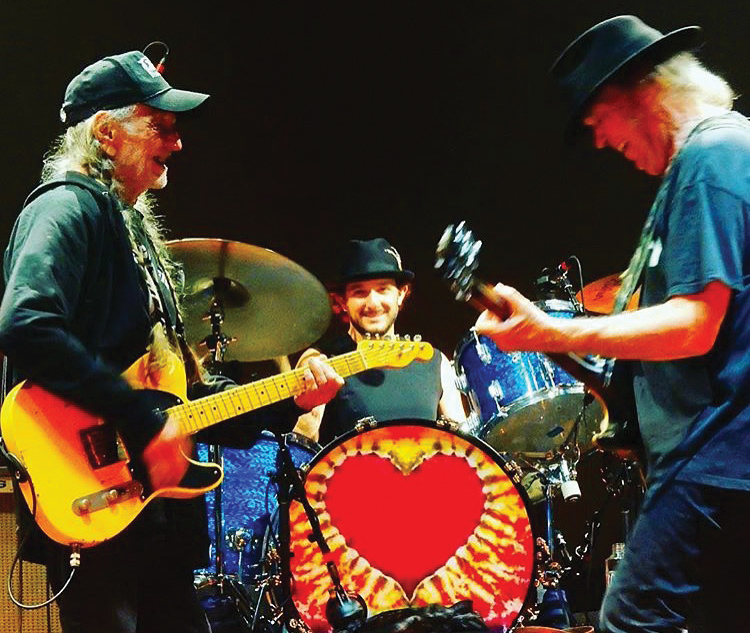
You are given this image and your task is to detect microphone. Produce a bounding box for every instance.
[538,257,574,283]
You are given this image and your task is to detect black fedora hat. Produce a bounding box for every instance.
[551,15,702,139]
[334,238,414,288]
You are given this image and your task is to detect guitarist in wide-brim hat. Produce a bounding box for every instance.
[475,14,750,633]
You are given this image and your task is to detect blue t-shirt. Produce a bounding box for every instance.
[634,112,750,488]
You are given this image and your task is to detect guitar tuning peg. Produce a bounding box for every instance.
[404,334,411,341]
[414,334,422,342]
[365,333,372,340]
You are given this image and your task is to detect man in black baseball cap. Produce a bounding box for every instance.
[59,50,209,126]
[0,48,341,633]
[476,14,750,633]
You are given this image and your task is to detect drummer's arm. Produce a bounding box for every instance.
[438,352,467,423]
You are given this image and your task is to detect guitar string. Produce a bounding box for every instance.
[169,345,428,434]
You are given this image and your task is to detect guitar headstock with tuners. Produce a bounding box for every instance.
[356,336,434,369]
[435,221,483,302]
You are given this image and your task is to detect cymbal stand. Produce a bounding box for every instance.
[532,473,575,629]
[202,296,237,373]
[272,432,366,632]
[200,297,235,585]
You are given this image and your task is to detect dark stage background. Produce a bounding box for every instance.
[2,0,749,616]
[4,1,750,357]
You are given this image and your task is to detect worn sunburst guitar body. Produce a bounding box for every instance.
[0,337,433,548]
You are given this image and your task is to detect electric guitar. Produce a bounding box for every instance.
[435,222,641,454]
[0,337,433,547]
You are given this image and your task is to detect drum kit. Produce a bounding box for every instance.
[166,236,643,633]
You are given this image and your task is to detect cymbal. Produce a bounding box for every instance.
[167,238,331,362]
[576,272,640,314]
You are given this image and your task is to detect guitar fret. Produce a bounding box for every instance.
[161,340,430,439]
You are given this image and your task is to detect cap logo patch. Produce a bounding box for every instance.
[137,56,160,78]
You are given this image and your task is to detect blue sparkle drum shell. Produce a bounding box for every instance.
[195,431,320,581]
[454,300,604,457]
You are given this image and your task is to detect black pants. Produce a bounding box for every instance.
[600,481,750,633]
[47,526,209,633]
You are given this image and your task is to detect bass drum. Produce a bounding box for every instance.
[454,300,604,458]
[288,420,538,632]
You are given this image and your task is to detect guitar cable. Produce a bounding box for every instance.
[5,460,80,610]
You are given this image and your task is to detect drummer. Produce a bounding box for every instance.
[293,238,466,446]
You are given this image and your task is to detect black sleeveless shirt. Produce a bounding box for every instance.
[315,333,443,447]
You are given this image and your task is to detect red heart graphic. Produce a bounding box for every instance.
[322,451,486,596]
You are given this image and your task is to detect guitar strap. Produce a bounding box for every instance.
[603,188,664,387]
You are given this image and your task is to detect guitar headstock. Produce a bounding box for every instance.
[357,336,435,368]
[435,221,482,302]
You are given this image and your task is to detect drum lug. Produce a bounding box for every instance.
[488,380,505,401]
[436,417,459,433]
[477,342,493,365]
[354,416,378,432]
[454,372,469,393]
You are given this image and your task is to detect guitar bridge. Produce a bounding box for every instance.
[72,481,143,515]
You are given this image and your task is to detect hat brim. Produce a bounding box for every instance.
[329,269,415,291]
[564,25,702,141]
[144,87,210,113]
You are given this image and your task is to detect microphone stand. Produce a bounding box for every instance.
[272,431,367,632]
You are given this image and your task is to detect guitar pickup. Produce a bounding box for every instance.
[72,481,143,515]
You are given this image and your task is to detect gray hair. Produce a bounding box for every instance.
[651,52,735,118]
[40,105,179,284]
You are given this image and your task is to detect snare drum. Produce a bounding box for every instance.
[454,300,604,457]
[288,420,537,632]
[195,431,320,582]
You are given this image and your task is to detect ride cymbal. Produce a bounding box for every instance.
[168,238,331,362]
[576,272,640,314]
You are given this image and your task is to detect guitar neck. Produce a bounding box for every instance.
[167,348,387,436]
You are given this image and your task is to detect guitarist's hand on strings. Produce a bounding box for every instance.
[142,415,192,490]
[474,283,562,352]
[294,355,345,411]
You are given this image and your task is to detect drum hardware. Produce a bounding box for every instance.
[534,257,585,315]
[353,415,378,433]
[272,431,367,632]
[435,416,461,433]
[224,527,258,585]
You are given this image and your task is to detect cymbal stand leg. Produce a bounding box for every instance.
[207,443,226,582]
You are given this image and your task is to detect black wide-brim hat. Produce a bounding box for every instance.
[331,238,414,290]
[551,15,702,140]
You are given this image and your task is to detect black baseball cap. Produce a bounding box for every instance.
[60,50,209,126]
